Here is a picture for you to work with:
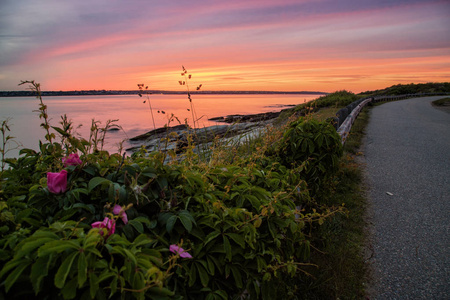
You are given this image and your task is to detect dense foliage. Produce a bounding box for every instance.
[298,90,360,111]
[1,83,345,299]
[359,82,450,96]
[273,119,343,197]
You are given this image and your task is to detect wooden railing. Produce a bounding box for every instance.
[336,93,449,144]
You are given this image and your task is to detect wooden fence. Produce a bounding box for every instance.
[336,93,449,144]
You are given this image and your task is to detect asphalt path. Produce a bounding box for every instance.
[362,96,450,299]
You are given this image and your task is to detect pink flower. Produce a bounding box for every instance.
[47,170,68,194]
[91,217,116,236]
[113,204,128,224]
[169,244,192,258]
[62,153,82,167]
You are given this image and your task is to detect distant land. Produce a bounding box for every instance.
[0,90,327,97]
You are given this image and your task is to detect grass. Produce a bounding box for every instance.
[309,107,340,122]
[432,97,450,106]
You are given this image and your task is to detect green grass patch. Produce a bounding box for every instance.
[309,107,340,122]
[432,97,450,106]
[296,90,362,111]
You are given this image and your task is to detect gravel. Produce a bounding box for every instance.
[361,96,450,299]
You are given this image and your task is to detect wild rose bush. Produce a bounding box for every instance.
[0,85,343,299]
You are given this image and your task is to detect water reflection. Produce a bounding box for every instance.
[0,94,320,157]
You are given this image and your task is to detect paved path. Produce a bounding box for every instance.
[362,96,450,299]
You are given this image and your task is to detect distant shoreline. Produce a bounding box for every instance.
[0,90,327,97]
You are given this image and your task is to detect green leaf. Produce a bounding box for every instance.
[109,276,118,298]
[129,219,144,233]
[146,287,175,296]
[38,240,79,257]
[0,258,26,279]
[88,177,112,192]
[204,231,221,245]
[83,231,103,251]
[188,264,197,287]
[256,256,267,273]
[55,251,78,288]
[72,202,94,213]
[142,172,157,178]
[132,234,152,248]
[122,224,134,240]
[132,272,145,293]
[21,217,42,227]
[4,259,31,292]
[112,247,137,266]
[157,212,173,224]
[61,276,78,300]
[96,271,115,285]
[78,252,87,287]
[308,139,315,153]
[178,212,193,232]
[30,255,52,294]
[197,263,209,287]
[90,272,99,299]
[166,215,177,233]
[223,236,232,262]
[226,233,245,249]
[214,290,228,300]
[230,266,243,289]
[83,166,97,176]
[51,126,70,137]
[134,216,152,225]
[301,139,308,152]
[15,234,58,259]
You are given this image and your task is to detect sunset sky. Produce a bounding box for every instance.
[1,0,449,93]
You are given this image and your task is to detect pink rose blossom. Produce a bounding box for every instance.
[62,153,82,167]
[169,244,193,258]
[113,204,128,224]
[47,170,68,194]
[91,217,116,236]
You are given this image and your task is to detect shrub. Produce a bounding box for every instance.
[274,118,343,196]
[0,138,338,299]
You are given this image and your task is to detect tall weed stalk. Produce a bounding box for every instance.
[137,84,156,131]
[19,80,54,144]
[179,66,202,129]
[0,119,21,172]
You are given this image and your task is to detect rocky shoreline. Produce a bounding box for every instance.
[125,109,290,153]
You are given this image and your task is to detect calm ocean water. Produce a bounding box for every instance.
[0,94,320,157]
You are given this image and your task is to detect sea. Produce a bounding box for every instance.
[0,93,321,158]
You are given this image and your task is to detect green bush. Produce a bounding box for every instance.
[0,139,339,299]
[274,118,343,196]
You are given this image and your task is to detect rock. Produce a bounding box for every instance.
[209,111,282,123]
[126,122,272,153]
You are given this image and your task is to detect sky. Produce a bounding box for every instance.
[0,0,449,93]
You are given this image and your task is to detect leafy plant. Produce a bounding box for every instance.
[274,118,343,196]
